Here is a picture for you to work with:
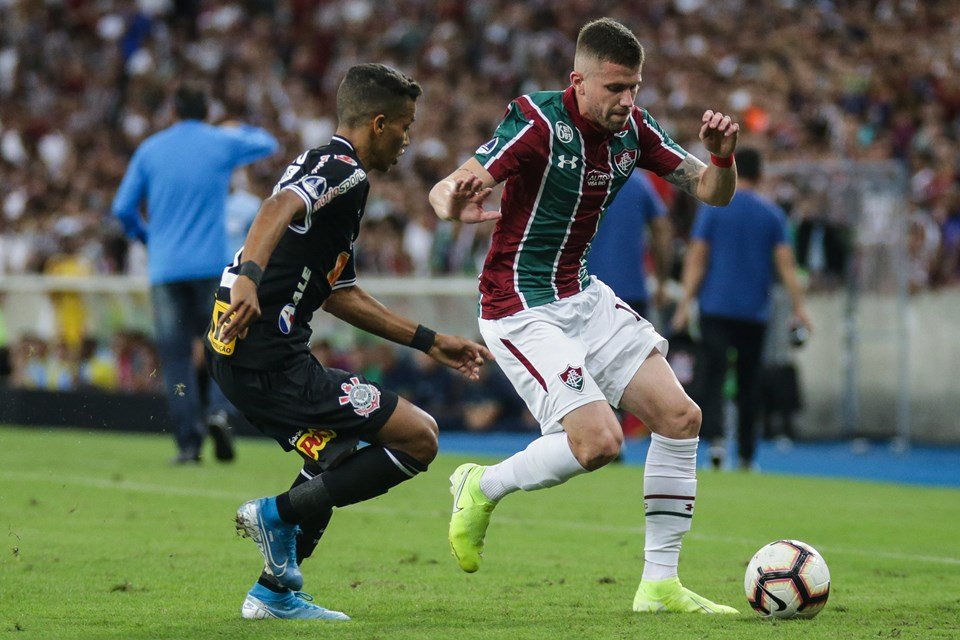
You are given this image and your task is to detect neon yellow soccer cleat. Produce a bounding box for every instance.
[633,577,740,614]
[448,463,498,573]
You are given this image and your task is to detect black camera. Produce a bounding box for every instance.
[789,324,809,348]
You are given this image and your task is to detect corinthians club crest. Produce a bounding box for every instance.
[558,365,585,393]
[339,377,381,417]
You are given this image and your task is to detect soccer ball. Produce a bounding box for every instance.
[744,539,831,619]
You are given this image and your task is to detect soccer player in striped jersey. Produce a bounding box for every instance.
[429,18,740,614]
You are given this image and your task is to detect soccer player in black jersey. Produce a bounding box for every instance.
[205,63,493,620]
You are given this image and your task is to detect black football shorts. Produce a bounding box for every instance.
[208,351,399,470]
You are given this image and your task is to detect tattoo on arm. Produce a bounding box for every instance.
[665,155,706,197]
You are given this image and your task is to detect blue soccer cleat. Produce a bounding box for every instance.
[235,497,303,591]
[241,583,350,620]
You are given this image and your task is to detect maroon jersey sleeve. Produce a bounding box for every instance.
[474,98,550,183]
[632,106,688,176]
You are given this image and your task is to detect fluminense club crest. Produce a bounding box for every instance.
[339,377,381,417]
[558,365,585,393]
[614,148,638,176]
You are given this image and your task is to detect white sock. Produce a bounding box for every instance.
[642,432,698,581]
[479,432,587,501]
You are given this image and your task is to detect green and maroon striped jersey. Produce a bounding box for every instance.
[474,86,688,319]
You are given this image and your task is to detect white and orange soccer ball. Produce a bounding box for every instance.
[744,540,831,619]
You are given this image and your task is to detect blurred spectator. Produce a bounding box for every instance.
[463,361,536,432]
[10,335,48,389]
[78,336,119,391]
[111,83,278,464]
[224,168,266,262]
[43,233,94,351]
[405,351,466,431]
[0,293,9,383]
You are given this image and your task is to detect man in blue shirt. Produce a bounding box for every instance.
[588,171,671,320]
[113,84,278,463]
[672,148,811,470]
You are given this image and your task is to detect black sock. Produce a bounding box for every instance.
[257,574,288,593]
[282,446,427,521]
[288,467,334,564]
[274,492,299,525]
[258,466,335,591]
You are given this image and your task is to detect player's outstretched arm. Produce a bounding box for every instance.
[216,189,305,343]
[429,158,501,224]
[323,286,494,381]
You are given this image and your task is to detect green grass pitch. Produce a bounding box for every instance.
[1,425,958,639]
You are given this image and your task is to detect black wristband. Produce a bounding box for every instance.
[238,261,263,288]
[410,324,436,353]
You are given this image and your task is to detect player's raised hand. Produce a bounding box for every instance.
[216,275,261,343]
[699,110,739,159]
[433,173,501,224]
[428,334,495,381]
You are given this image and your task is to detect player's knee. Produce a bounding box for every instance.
[410,412,439,465]
[571,429,623,471]
[660,399,701,439]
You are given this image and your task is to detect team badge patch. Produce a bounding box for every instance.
[614,148,638,175]
[299,174,327,199]
[558,365,585,393]
[339,377,381,417]
[556,121,574,143]
[278,303,296,334]
[476,137,499,155]
[292,429,337,460]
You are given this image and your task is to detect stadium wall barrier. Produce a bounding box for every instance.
[0,387,272,437]
[1,276,959,443]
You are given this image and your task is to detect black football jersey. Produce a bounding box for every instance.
[207,135,369,369]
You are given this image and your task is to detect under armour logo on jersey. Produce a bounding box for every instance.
[557,155,579,170]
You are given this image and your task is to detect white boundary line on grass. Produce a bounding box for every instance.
[3,469,959,567]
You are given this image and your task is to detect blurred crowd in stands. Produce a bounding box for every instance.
[1,0,960,412]
[0,329,541,433]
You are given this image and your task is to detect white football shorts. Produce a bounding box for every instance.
[478,277,668,435]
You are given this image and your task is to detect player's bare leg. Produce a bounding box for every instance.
[449,401,620,572]
[620,351,738,614]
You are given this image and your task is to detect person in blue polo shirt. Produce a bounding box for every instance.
[588,170,671,321]
[112,83,278,464]
[672,148,811,470]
